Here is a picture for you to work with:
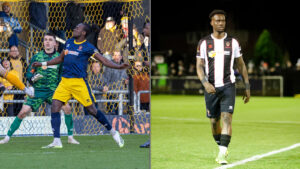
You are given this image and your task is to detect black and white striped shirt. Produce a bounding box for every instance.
[196,33,242,87]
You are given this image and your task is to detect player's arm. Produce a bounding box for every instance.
[93,53,129,69]
[196,58,216,93]
[235,56,250,103]
[31,51,65,67]
[26,54,36,83]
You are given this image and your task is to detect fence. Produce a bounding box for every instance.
[151,75,284,97]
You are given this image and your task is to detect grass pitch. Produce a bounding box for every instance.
[0,135,149,169]
[151,95,300,169]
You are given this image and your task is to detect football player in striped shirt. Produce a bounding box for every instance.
[196,9,250,165]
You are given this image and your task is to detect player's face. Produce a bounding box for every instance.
[211,14,226,33]
[44,35,56,51]
[73,24,84,38]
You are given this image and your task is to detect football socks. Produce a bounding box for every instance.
[51,112,61,138]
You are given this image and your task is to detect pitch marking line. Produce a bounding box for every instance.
[214,143,300,169]
[155,116,300,124]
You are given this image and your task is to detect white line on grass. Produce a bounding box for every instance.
[155,117,300,124]
[214,143,300,169]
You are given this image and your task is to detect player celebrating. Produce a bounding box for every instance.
[196,10,250,165]
[32,23,128,148]
[0,33,79,145]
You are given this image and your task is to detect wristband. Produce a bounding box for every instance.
[41,62,47,66]
[245,83,250,90]
[201,78,208,84]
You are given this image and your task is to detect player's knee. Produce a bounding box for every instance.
[62,104,72,115]
[51,100,64,112]
[222,113,232,125]
[17,110,30,119]
[85,106,97,116]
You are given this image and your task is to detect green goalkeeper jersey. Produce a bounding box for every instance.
[26,50,62,91]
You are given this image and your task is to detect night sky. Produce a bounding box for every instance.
[151,0,299,66]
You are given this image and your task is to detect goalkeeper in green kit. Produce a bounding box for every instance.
[0,33,79,145]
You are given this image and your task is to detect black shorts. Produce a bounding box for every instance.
[204,83,236,118]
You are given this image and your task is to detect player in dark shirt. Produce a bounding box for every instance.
[33,23,128,148]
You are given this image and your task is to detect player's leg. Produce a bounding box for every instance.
[85,104,124,148]
[216,84,236,165]
[210,117,222,145]
[0,105,32,144]
[0,65,34,97]
[204,90,222,146]
[42,79,72,148]
[41,99,65,148]
[73,78,124,147]
[61,103,80,144]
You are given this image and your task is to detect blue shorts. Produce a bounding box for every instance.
[204,83,236,118]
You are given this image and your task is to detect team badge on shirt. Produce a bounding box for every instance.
[225,41,231,48]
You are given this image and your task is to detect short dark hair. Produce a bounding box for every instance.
[209,9,226,19]
[44,32,56,41]
[82,23,91,37]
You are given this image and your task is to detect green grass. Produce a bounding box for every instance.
[151,95,300,169]
[0,135,149,169]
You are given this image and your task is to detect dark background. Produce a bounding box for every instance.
[151,0,300,96]
[152,0,299,66]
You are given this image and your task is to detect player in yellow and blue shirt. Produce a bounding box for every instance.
[33,23,128,148]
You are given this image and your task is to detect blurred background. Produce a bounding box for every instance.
[151,0,300,97]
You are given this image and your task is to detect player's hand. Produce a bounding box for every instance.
[31,73,44,83]
[119,63,130,69]
[243,89,250,104]
[203,82,216,94]
[32,62,42,67]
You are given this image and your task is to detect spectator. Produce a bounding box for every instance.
[89,61,105,111]
[97,17,122,60]
[141,21,150,62]
[0,2,22,47]
[247,60,255,75]
[169,62,177,76]
[177,60,185,76]
[270,62,282,75]
[87,24,100,47]
[133,60,150,112]
[116,19,143,64]
[29,2,47,30]
[0,58,18,116]
[187,63,196,75]
[8,45,25,114]
[296,58,300,71]
[102,50,128,115]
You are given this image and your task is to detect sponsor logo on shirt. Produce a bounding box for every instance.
[47,65,58,69]
[68,50,79,56]
[208,51,216,58]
